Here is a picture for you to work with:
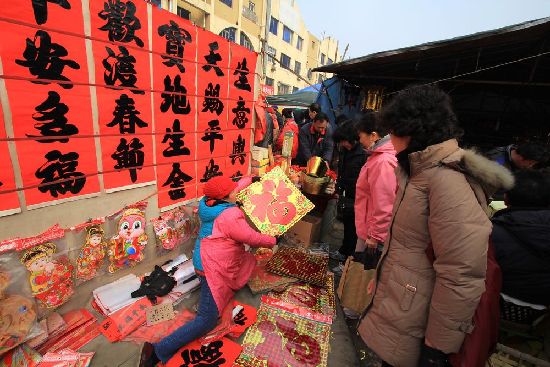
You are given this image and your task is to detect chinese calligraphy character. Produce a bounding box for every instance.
[233,58,251,92]
[202,42,224,76]
[162,162,192,201]
[98,0,144,47]
[162,119,190,157]
[107,94,148,134]
[103,45,143,94]
[111,137,144,182]
[15,30,80,89]
[202,83,224,116]
[32,0,71,25]
[158,20,192,73]
[200,159,222,183]
[233,308,247,326]
[180,340,226,367]
[231,134,246,164]
[230,171,243,181]
[35,150,86,197]
[160,75,191,114]
[231,97,250,129]
[27,91,78,143]
[201,120,223,154]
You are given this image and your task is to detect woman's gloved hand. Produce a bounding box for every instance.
[418,344,450,367]
[324,180,336,195]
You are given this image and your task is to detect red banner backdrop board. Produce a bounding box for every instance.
[225,130,252,180]
[228,43,257,132]
[0,104,20,215]
[0,0,85,37]
[197,28,230,140]
[0,23,90,87]
[156,160,197,209]
[92,40,152,95]
[151,7,197,95]
[5,80,100,206]
[151,8,199,208]
[96,87,155,190]
[89,0,150,50]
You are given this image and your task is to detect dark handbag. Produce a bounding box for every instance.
[354,246,382,270]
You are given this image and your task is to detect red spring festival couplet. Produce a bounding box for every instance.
[0,104,20,214]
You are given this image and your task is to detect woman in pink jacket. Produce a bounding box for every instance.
[354,112,397,260]
[140,176,276,367]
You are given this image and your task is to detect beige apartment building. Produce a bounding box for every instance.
[158,0,342,95]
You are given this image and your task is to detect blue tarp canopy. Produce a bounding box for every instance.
[265,84,321,107]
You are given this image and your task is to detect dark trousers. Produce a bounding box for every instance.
[339,208,357,257]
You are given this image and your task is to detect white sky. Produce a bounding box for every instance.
[298,0,550,59]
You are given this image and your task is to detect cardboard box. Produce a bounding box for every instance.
[251,146,269,161]
[286,215,322,247]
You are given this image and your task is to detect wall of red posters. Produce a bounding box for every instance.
[0,0,258,212]
[0,103,20,215]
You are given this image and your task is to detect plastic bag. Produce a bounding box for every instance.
[73,224,108,283]
[0,295,37,356]
[20,242,74,310]
[107,208,148,273]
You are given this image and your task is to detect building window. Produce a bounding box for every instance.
[292,86,299,93]
[282,26,293,43]
[266,46,276,64]
[328,58,333,65]
[265,77,274,86]
[280,53,291,69]
[219,27,236,42]
[177,6,190,20]
[220,0,232,7]
[296,36,303,50]
[318,75,324,84]
[320,53,326,65]
[278,83,290,94]
[307,69,312,79]
[240,32,254,51]
[269,17,278,35]
[294,61,301,75]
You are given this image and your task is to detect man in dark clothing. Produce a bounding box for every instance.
[329,120,367,261]
[296,112,334,166]
[486,142,547,171]
[486,142,547,200]
[492,169,550,305]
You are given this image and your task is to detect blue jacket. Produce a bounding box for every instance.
[192,197,235,271]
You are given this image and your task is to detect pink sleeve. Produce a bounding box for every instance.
[354,164,369,241]
[366,157,397,242]
[223,208,276,248]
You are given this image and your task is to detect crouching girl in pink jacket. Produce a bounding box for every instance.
[139,176,276,367]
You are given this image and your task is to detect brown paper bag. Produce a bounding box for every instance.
[336,257,376,314]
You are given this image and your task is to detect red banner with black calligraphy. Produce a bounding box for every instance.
[152,7,198,209]
[0,103,20,215]
[0,17,100,207]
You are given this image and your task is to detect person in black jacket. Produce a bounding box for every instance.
[295,112,334,166]
[493,169,550,305]
[329,120,367,262]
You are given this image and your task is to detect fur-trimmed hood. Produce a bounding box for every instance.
[407,139,514,198]
[442,147,515,198]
